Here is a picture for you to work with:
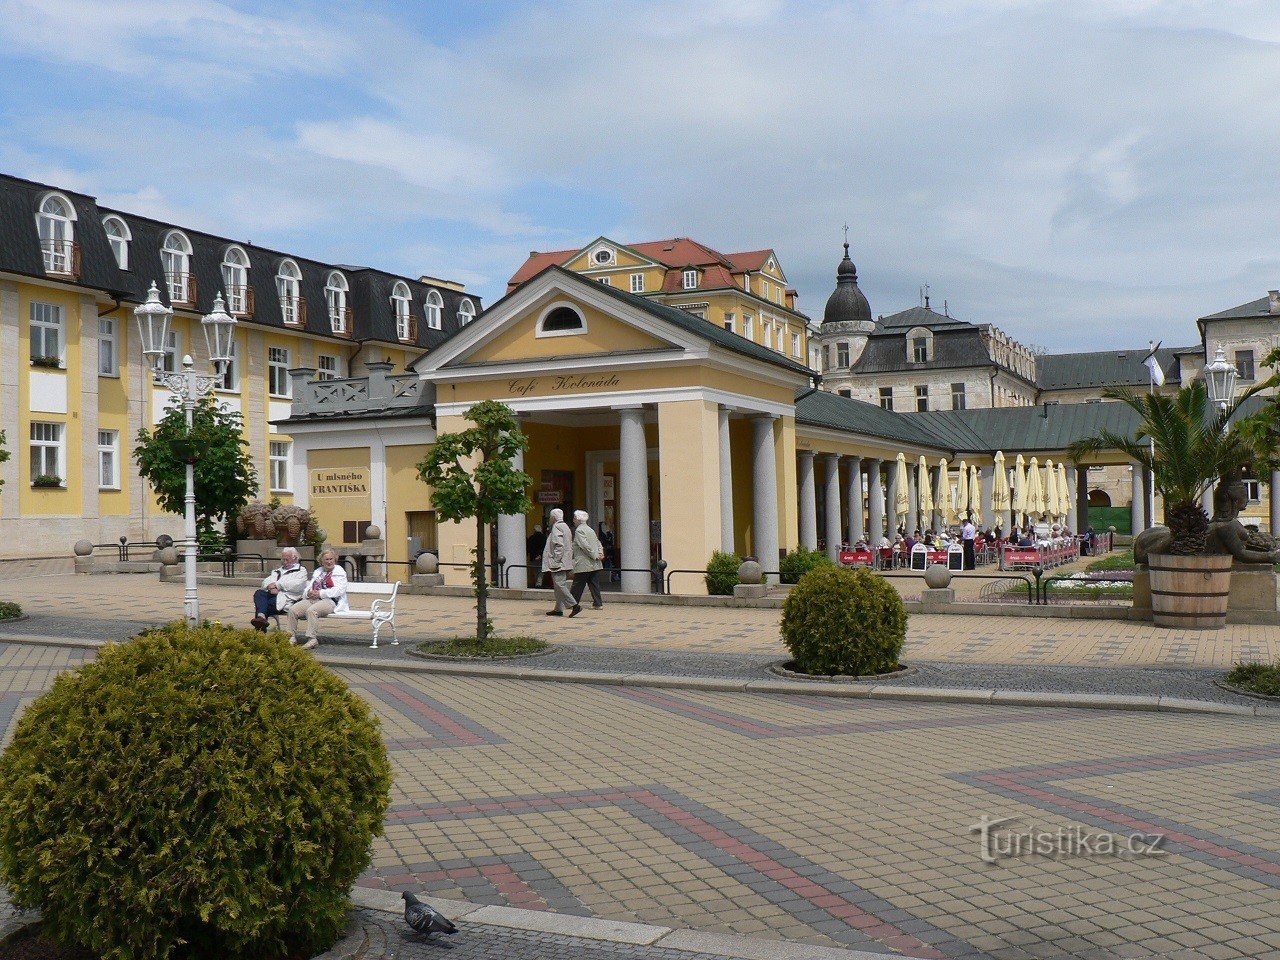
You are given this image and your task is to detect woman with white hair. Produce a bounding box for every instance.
[570,509,605,610]
[541,508,577,616]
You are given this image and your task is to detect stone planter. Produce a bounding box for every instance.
[1148,552,1233,629]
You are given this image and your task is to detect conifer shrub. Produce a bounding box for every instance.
[778,546,833,584]
[781,565,906,676]
[705,551,743,595]
[0,622,392,960]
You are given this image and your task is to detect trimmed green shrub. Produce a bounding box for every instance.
[705,551,742,595]
[0,601,19,620]
[0,622,392,960]
[781,565,906,676]
[1225,662,1280,698]
[778,546,833,584]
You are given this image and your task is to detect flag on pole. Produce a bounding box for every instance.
[1143,341,1165,387]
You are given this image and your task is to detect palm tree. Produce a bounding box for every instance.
[1067,381,1266,554]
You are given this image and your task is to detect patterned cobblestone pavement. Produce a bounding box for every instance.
[4,641,1280,958]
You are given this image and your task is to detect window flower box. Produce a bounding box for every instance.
[31,474,64,488]
[30,356,63,369]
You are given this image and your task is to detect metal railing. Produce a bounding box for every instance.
[40,238,80,278]
[165,272,197,307]
[280,295,307,327]
[225,284,255,317]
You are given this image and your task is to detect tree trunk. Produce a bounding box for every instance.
[474,516,488,641]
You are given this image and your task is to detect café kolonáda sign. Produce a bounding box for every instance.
[309,468,370,499]
[507,374,622,397]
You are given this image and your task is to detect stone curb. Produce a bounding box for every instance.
[2,632,1273,719]
[348,886,890,958]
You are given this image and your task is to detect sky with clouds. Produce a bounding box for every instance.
[1,0,1277,350]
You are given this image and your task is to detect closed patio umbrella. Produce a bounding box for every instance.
[1044,458,1060,520]
[939,458,953,525]
[992,451,1011,520]
[1012,454,1027,527]
[893,452,910,530]
[918,455,933,523]
[955,460,969,526]
[1057,461,1071,523]
[968,462,982,526]
[1027,456,1046,518]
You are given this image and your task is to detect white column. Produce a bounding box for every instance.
[751,415,780,583]
[618,406,651,593]
[496,446,527,587]
[823,453,841,561]
[845,456,863,545]
[1130,464,1145,534]
[867,458,884,541]
[1271,471,1280,535]
[80,296,100,525]
[0,282,19,522]
[369,435,387,543]
[798,450,817,550]
[906,465,919,535]
[980,466,994,531]
[718,406,734,552]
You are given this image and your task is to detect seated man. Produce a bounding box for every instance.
[286,548,348,649]
[250,547,308,631]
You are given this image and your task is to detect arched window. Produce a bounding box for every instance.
[391,281,413,340]
[276,259,303,326]
[102,215,130,270]
[536,303,587,337]
[457,298,476,326]
[37,193,77,275]
[325,271,349,335]
[161,231,193,304]
[424,289,443,330]
[222,246,251,316]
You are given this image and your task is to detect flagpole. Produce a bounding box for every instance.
[1147,341,1157,530]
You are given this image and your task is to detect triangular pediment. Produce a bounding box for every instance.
[561,236,664,273]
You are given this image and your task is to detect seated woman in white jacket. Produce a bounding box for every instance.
[286,548,348,649]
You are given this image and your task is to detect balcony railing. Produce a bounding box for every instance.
[396,314,418,343]
[329,307,354,339]
[280,295,307,328]
[226,285,255,318]
[40,239,80,279]
[288,362,432,418]
[165,272,197,307]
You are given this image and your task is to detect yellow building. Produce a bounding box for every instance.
[508,237,817,369]
[0,173,479,556]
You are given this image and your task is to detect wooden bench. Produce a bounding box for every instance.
[272,581,400,649]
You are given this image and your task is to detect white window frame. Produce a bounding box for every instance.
[317,354,340,381]
[325,271,348,334]
[98,429,119,489]
[915,385,930,412]
[791,332,801,358]
[269,440,292,492]
[98,315,118,376]
[1244,479,1262,503]
[161,231,192,304]
[222,246,251,316]
[37,193,76,274]
[161,328,181,375]
[535,301,588,339]
[276,259,302,325]
[29,421,63,483]
[763,324,773,350]
[391,282,412,340]
[30,301,64,364]
[743,274,751,293]
[723,312,735,333]
[742,314,753,340]
[951,382,967,410]
[457,298,475,326]
[761,279,770,300]
[836,341,850,368]
[879,387,893,411]
[103,215,130,270]
[424,289,443,330]
[219,337,240,392]
[630,273,645,293]
[682,269,698,290]
[598,276,611,286]
[268,346,291,398]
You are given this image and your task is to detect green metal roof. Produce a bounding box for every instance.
[1035,345,1193,392]
[1200,296,1278,322]
[794,390,958,449]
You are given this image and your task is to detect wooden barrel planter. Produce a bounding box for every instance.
[1148,553,1233,629]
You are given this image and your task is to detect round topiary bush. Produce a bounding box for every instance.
[778,546,833,584]
[780,565,906,676]
[0,622,392,960]
[705,551,742,595]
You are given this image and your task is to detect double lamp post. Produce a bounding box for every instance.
[133,282,238,625]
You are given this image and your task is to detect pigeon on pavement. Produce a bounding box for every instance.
[403,891,459,939]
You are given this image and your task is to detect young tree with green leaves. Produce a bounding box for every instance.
[418,401,531,642]
[134,395,259,543]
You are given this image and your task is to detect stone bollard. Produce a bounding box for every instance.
[921,564,955,610]
[73,539,95,575]
[158,546,181,580]
[410,550,444,588]
[733,559,768,599]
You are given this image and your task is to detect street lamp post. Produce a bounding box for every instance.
[1203,345,1238,414]
[134,283,237,625]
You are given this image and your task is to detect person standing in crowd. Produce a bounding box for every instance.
[526,524,547,584]
[570,510,605,610]
[541,508,577,617]
[250,546,308,631]
[598,521,616,580]
[961,514,977,570]
[287,548,348,649]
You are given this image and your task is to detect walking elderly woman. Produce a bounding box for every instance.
[570,510,605,610]
[542,508,577,617]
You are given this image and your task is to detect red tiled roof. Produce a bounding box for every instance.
[725,249,774,272]
[661,263,739,293]
[628,238,734,270]
[506,248,578,288]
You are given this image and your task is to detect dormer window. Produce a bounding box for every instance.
[682,269,698,289]
[536,302,587,338]
[276,259,304,326]
[391,281,414,340]
[457,298,476,326]
[102,216,130,269]
[37,193,77,277]
[913,337,928,363]
[326,271,349,335]
[222,246,252,316]
[161,231,194,305]
[906,327,934,364]
[424,289,443,330]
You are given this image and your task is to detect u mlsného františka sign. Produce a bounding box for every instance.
[309,469,370,498]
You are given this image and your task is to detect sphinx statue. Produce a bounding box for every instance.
[1205,479,1280,565]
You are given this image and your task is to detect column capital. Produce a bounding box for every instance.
[798,448,816,461]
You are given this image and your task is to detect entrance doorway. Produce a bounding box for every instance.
[406,510,437,559]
